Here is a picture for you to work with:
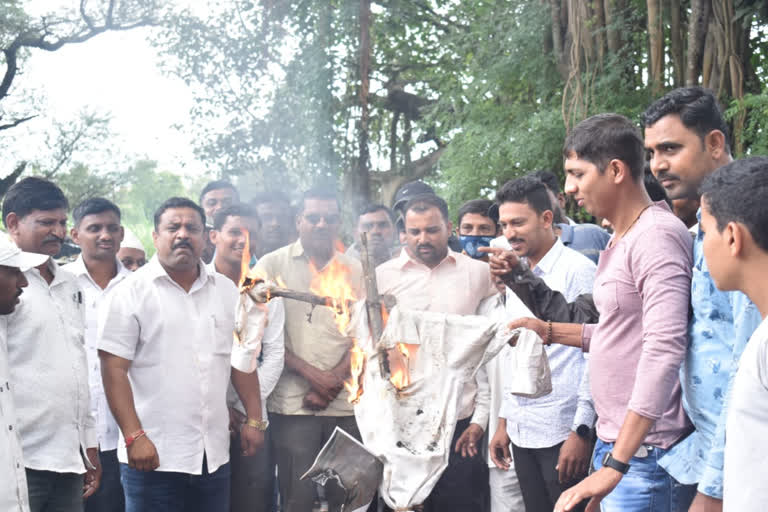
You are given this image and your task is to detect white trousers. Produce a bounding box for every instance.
[489,466,525,512]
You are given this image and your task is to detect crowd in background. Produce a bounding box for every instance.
[1,85,768,512]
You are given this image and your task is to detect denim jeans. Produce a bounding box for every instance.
[592,439,695,512]
[85,449,124,512]
[120,458,230,512]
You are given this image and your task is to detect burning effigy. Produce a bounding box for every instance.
[235,235,545,511]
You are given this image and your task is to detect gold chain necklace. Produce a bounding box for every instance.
[608,203,653,249]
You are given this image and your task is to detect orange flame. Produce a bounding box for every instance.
[238,229,251,288]
[308,259,366,402]
[334,239,346,253]
[344,345,366,403]
[389,343,417,390]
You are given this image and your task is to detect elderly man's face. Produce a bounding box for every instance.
[152,207,205,273]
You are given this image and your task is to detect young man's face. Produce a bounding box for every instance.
[564,155,615,220]
[700,198,737,292]
[458,213,497,237]
[0,265,28,315]
[210,215,260,268]
[152,207,205,272]
[644,114,721,201]
[117,247,146,271]
[498,202,551,259]
[201,188,237,221]
[404,206,452,268]
[256,201,294,252]
[7,208,68,257]
[357,210,395,254]
[71,211,124,262]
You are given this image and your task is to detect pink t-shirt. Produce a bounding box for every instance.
[582,202,693,448]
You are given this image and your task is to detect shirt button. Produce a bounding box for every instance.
[9,425,13,431]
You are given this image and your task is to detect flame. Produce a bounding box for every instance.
[275,275,287,288]
[238,229,251,288]
[381,304,390,328]
[308,258,367,402]
[344,345,366,403]
[334,239,346,253]
[389,343,416,390]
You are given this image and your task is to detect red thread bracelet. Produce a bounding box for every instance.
[125,429,146,448]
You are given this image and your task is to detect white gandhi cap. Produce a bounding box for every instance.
[121,228,145,253]
[0,233,48,271]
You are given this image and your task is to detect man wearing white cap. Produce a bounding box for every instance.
[2,177,101,512]
[117,228,146,272]
[64,198,132,512]
[0,234,48,512]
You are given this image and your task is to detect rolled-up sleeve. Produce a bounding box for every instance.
[628,228,692,420]
[258,298,286,399]
[98,286,140,361]
[581,323,596,353]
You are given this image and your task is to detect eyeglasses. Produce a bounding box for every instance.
[303,214,341,226]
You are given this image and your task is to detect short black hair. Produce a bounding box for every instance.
[298,186,340,214]
[495,176,553,215]
[358,203,394,222]
[528,170,561,194]
[212,203,260,231]
[563,113,645,180]
[457,199,497,226]
[72,197,121,227]
[2,177,69,227]
[199,180,239,204]
[700,156,768,251]
[642,86,731,153]
[251,190,290,208]
[403,193,450,222]
[153,197,206,230]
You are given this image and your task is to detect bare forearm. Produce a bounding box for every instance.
[231,368,263,421]
[101,363,142,437]
[285,349,317,380]
[551,322,585,348]
[610,411,655,463]
[331,349,351,378]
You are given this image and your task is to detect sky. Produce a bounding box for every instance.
[1,4,207,180]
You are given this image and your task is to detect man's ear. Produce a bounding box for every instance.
[152,230,159,249]
[608,159,631,184]
[5,212,19,236]
[70,227,80,245]
[541,210,554,229]
[727,221,748,259]
[209,229,218,245]
[705,130,728,161]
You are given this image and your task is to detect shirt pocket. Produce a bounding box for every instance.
[211,313,234,356]
[596,280,620,315]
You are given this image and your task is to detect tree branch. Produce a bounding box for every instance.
[0,115,37,132]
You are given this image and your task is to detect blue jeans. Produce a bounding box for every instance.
[592,439,695,512]
[120,458,230,512]
[26,469,84,512]
[85,449,124,512]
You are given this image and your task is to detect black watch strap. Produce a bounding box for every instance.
[602,451,630,474]
[575,424,592,440]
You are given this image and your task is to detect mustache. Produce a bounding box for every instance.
[172,240,193,250]
[508,238,525,244]
[656,170,679,181]
[417,244,435,251]
[42,234,64,244]
[15,289,23,299]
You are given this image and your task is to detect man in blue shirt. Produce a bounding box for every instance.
[643,87,762,512]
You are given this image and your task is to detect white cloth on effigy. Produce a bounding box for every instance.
[351,301,551,511]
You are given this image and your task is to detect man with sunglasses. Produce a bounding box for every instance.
[253,186,364,512]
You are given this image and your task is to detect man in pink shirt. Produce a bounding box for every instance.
[507,114,695,512]
[376,193,498,512]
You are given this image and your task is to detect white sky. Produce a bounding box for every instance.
[1,3,207,180]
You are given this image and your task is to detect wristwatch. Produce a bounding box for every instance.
[246,418,269,432]
[602,451,630,474]
[575,424,592,440]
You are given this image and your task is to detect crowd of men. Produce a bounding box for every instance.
[0,84,767,512]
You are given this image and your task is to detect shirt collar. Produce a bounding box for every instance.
[146,254,213,286]
[27,257,74,287]
[533,238,564,276]
[69,254,130,280]
[396,246,458,270]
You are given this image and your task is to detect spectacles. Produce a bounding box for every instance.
[303,214,340,226]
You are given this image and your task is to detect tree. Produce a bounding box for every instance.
[0,0,157,194]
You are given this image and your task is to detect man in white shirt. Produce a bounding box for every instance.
[696,157,768,511]
[2,177,101,512]
[98,197,265,512]
[488,177,596,512]
[0,234,49,512]
[208,203,285,512]
[376,194,497,512]
[63,198,132,512]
